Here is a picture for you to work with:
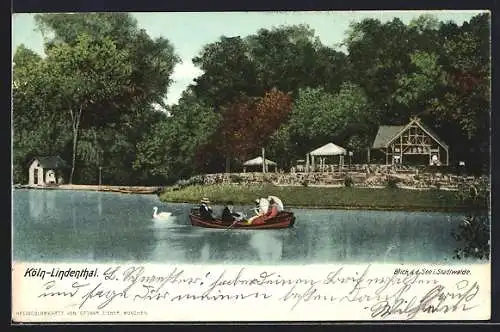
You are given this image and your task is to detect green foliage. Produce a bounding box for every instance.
[289,87,336,142]
[385,176,400,189]
[42,33,134,183]
[265,124,294,169]
[191,24,347,107]
[192,36,257,106]
[13,13,180,185]
[134,96,221,182]
[452,182,490,260]
[133,119,171,179]
[287,83,371,157]
[395,51,445,108]
[342,13,490,170]
[160,184,473,212]
[245,25,346,95]
[12,12,490,185]
[344,175,354,187]
[452,215,490,260]
[229,174,244,184]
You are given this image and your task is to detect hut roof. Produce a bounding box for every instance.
[243,156,277,166]
[309,142,347,156]
[372,118,449,150]
[372,125,406,149]
[30,156,68,169]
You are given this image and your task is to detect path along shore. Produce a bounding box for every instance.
[13,182,461,194]
[14,184,162,194]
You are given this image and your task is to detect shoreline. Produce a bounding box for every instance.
[14,183,486,213]
[14,183,461,192]
[158,198,472,213]
[159,184,486,213]
[13,184,162,195]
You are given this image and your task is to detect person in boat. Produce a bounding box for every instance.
[199,197,216,221]
[267,195,284,212]
[221,201,242,223]
[249,197,279,225]
[252,198,262,215]
[247,198,268,224]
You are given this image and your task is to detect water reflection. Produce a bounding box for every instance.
[13,189,472,264]
[148,216,192,262]
[248,231,284,262]
[200,242,210,261]
[97,192,102,216]
[45,190,56,215]
[28,189,44,222]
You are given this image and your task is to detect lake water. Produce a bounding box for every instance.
[12,189,470,264]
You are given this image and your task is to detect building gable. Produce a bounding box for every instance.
[385,118,449,151]
[372,119,448,151]
[28,156,68,169]
[372,125,405,149]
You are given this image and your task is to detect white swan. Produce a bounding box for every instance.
[152,206,172,220]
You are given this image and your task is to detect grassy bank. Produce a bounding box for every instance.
[160,184,484,212]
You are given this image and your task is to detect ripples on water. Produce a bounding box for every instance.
[12,189,471,264]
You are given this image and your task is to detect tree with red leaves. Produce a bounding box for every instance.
[225,89,292,163]
[196,89,292,173]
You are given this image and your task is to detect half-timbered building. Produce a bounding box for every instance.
[372,117,449,166]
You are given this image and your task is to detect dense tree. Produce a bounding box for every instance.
[13,45,71,183]
[433,14,490,139]
[340,13,490,171]
[191,25,347,107]
[343,17,445,124]
[195,89,292,173]
[192,36,258,107]
[13,13,180,184]
[390,14,490,169]
[43,34,132,183]
[286,83,371,158]
[13,13,490,185]
[134,92,221,183]
[245,25,346,95]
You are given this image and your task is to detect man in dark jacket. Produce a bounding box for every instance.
[199,197,215,221]
[221,201,237,223]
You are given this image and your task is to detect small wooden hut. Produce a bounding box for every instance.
[28,156,68,185]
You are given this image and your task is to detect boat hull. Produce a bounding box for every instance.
[189,210,295,229]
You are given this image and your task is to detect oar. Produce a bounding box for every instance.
[224,210,249,231]
[225,219,239,231]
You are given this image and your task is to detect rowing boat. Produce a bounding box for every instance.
[189,208,295,229]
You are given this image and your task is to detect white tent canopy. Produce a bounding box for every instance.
[309,142,346,156]
[243,156,277,173]
[243,156,277,166]
[307,143,347,172]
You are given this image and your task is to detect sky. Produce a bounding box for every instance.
[12,10,486,106]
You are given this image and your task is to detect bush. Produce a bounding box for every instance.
[344,175,354,187]
[176,179,189,188]
[455,183,489,212]
[452,182,490,260]
[230,174,244,183]
[190,175,205,186]
[452,215,490,260]
[263,175,273,183]
[385,176,400,189]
